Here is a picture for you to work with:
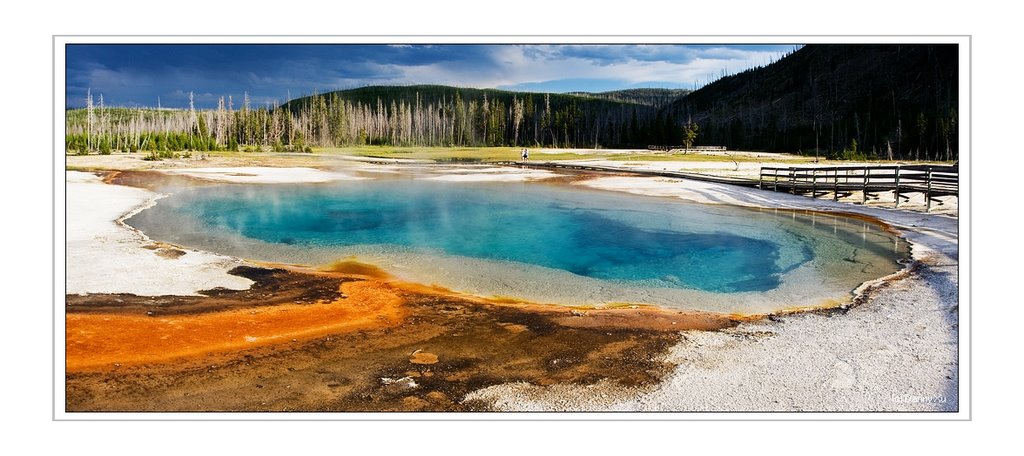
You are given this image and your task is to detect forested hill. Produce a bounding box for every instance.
[566,88,690,107]
[662,44,959,160]
[288,85,639,111]
[65,84,681,154]
[285,85,677,148]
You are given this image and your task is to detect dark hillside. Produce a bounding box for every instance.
[662,44,958,160]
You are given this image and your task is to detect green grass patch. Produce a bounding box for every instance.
[606,153,816,163]
[314,146,613,162]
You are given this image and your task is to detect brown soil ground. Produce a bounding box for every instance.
[66,263,737,412]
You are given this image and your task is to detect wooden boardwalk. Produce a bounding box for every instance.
[497,161,958,212]
[759,164,958,211]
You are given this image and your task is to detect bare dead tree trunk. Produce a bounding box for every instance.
[85,88,93,151]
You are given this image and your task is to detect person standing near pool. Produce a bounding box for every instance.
[521,148,529,162]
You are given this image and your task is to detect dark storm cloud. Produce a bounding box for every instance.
[66,44,496,107]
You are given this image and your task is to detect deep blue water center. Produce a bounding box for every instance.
[130,180,812,293]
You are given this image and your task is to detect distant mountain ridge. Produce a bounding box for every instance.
[289,86,689,111]
[566,88,691,107]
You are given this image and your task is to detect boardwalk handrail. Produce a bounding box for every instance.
[758,164,958,211]
[496,161,956,213]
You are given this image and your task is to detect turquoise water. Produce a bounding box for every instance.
[127,179,906,303]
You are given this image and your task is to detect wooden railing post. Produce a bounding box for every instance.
[789,167,796,194]
[862,166,870,203]
[833,168,839,201]
[926,168,933,212]
[811,169,817,199]
[894,165,901,208]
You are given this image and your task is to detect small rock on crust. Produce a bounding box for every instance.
[409,349,439,365]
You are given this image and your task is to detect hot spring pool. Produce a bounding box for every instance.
[126,178,909,314]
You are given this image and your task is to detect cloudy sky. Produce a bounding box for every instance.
[66,44,798,108]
